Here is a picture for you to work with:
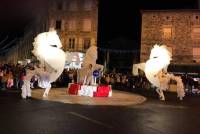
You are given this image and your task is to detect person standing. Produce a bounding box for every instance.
[0,68,3,89]
[85,64,94,85]
[21,67,35,99]
[7,70,14,89]
[1,70,8,90]
[13,64,20,89]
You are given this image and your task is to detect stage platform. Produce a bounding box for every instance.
[31,88,146,106]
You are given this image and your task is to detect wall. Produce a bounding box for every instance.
[141,10,200,65]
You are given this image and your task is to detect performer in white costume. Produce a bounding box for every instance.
[34,65,52,97]
[21,67,36,99]
[85,64,94,85]
[133,45,185,100]
[32,29,65,97]
[77,46,104,85]
[21,29,65,98]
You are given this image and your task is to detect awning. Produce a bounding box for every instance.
[168,64,200,74]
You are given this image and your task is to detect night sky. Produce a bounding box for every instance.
[0,0,198,51]
[98,0,198,46]
[0,0,47,32]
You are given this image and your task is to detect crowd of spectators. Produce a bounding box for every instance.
[1,63,200,95]
[0,63,26,90]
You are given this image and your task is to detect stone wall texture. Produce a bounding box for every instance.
[141,10,200,65]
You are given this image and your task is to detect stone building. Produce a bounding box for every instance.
[2,0,98,64]
[141,10,200,65]
[48,0,98,52]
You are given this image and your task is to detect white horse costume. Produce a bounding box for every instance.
[133,45,185,100]
[21,30,65,98]
[77,46,104,85]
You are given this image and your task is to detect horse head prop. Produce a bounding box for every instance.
[133,44,185,100]
[145,44,172,87]
[32,29,65,97]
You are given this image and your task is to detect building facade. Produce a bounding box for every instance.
[141,10,200,65]
[3,0,98,64]
[48,0,98,52]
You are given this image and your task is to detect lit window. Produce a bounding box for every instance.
[83,38,91,49]
[82,19,92,32]
[193,48,200,62]
[84,0,92,10]
[69,38,75,49]
[163,27,172,39]
[69,0,78,11]
[68,20,76,31]
[191,27,200,40]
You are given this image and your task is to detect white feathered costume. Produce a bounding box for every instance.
[133,45,185,100]
[21,29,65,98]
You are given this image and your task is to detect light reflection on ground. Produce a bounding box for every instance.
[32,88,146,106]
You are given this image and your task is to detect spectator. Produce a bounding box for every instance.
[7,70,14,89]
